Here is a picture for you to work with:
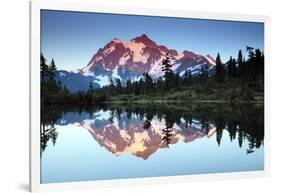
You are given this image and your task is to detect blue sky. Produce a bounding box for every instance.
[41,10,264,71]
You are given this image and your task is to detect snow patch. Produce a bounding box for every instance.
[171,62,181,71]
[103,46,116,55]
[94,110,112,120]
[83,71,95,77]
[204,55,216,66]
[58,72,66,78]
[95,56,103,62]
[112,67,122,80]
[149,55,166,75]
[174,52,184,60]
[123,41,148,63]
[83,119,96,125]
[180,71,186,76]
[119,52,130,65]
[120,130,131,142]
[95,75,111,87]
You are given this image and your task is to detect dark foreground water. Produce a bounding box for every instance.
[40,103,264,183]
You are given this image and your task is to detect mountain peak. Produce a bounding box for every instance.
[132,34,157,47]
[133,33,150,40]
[111,38,121,43]
[140,33,150,39]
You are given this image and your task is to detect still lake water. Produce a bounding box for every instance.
[40,103,264,184]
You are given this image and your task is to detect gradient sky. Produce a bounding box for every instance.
[41,10,264,71]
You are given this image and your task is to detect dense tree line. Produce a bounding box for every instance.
[93,53,193,97]
[41,46,264,105]
[93,47,264,102]
[214,47,264,100]
[214,48,263,83]
[41,53,108,106]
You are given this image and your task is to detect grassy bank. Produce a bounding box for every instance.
[108,86,264,105]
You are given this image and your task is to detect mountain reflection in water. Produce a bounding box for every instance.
[41,103,264,160]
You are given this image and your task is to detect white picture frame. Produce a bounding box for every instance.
[29,0,271,192]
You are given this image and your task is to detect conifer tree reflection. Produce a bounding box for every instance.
[41,124,58,156]
[40,103,264,155]
[143,120,151,130]
[238,128,244,148]
[228,121,238,142]
[215,116,225,146]
[40,106,61,156]
[116,108,122,121]
[162,113,175,147]
[143,110,153,130]
[108,110,114,123]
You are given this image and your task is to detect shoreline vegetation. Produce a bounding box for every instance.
[40,47,264,106]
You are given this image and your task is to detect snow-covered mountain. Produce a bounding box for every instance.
[56,34,216,92]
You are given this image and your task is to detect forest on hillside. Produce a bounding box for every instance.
[40,47,264,106]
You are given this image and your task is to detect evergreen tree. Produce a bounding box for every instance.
[173,72,181,88]
[88,81,94,93]
[215,53,225,83]
[138,79,145,95]
[40,55,61,104]
[245,48,264,90]
[227,56,237,78]
[62,86,69,96]
[61,86,70,103]
[126,80,133,94]
[143,72,153,94]
[237,50,244,77]
[188,70,192,96]
[254,49,264,78]
[49,58,57,80]
[156,77,164,94]
[200,64,208,93]
[246,46,255,58]
[183,70,189,85]
[133,81,140,95]
[161,53,174,89]
[188,70,192,85]
[40,53,48,82]
[115,78,122,94]
[109,77,115,95]
[76,91,85,104]
[232,58,237,78]
[85,81,94,104]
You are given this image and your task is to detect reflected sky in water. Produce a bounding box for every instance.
[41,104,264,183]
